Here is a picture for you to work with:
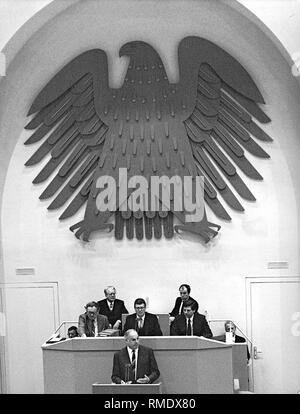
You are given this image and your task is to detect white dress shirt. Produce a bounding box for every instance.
[136,314,145,330]
[94,319,98,337]
[107,300,114,310]
[179,301,184,315]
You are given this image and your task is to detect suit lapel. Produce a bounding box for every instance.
[180,315,186,334]
[193,313,200,336]
[106,300,113,313]
[123,347,135,382]
[141,313,148,335]
[123,347,131,364]
[96,316,100,332]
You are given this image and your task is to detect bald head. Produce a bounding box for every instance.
[104,286,116,302]
[124,329,139,350]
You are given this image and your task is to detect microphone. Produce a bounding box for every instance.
[125,361,136,383]
[125,363,131,383]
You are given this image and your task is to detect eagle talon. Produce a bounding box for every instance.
[103,224,114,233]
[70,221,114,241]
[69,221,84,232]
[207,221,221,231]
[174,222,220,243]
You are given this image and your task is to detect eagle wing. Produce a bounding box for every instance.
[24,49,110,223]
[178,37,272,222]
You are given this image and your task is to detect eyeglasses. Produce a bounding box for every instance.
[135,306,145,310]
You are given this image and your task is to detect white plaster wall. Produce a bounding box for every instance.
[1,0,300,332]
[239,0,300,58]
[2,1,300,58]
[0,0,52,51]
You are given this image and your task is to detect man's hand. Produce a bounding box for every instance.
[136,375,150,384]
[113,320,121,330]
[120,380,132,384]
[169,317,175,325]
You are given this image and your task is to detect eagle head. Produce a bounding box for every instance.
[119,41,156,58]
[119,41,164,69]
[119,41,167,85]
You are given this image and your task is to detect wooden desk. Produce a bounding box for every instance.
[232,343,249,391]
[42,336,235,394]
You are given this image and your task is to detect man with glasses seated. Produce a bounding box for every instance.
[78,301,109,337]
[123,298,163,336]
[97,286,128,330]
[213,321,250,360]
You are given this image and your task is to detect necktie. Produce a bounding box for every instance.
[187,318,192,336]
[109,302,113,311]
[131,349,136,381]
[137,317,143,331]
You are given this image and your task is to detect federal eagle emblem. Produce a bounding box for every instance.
[24,37,272,243]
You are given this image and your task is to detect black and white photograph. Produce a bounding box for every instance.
[0,0,299,398]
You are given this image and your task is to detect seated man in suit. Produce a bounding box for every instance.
[169,284,195,323]
[123,298,163,336]
[78,301,109,337]
[97,286,128,330]
[111,329,160,384]
[213,321,250,360]
[171,299,212,338]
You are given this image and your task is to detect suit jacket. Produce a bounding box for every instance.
[169,296,195,316]
[97,298,128,327]
[170,312,212,338]
[213,334,250,360]
[78,313,109,337]
[123,312,163,336]
[111,345,160,384]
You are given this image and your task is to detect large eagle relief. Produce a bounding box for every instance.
[24,37,272,243]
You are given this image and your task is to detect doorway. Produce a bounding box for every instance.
[1,282,59,393]
[246,277,300,394]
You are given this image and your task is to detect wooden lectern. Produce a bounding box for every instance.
[42,336,247,394]
[92,383,162,394]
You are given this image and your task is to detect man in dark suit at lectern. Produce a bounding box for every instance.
[97,286,128,330]
[171,299,212,338]
[123,298,163,336]
[111,329,160,384]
